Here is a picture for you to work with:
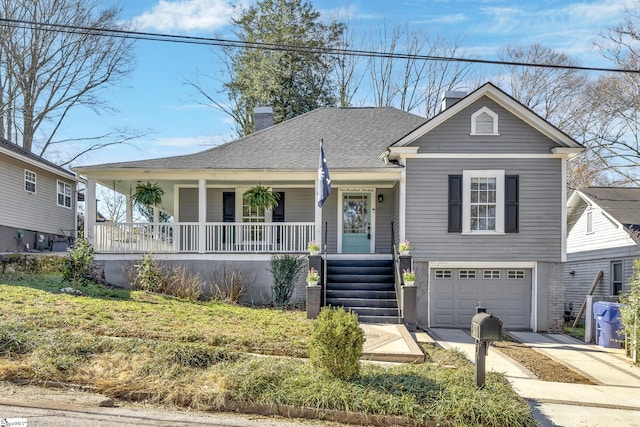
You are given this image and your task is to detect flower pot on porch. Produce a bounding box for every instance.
[307,281,319,286]
[404,280,415,286]
[399,250,410,256]
[309,250,319,256]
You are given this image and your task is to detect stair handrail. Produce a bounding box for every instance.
[391,222,403,318]
[322,221,328,308]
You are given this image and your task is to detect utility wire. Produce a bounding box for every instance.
[0,17,638,74]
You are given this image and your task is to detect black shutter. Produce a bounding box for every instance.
[505,175,519,233]
[222,192,235,244]
[273,192,285,222]
[448,175,462,232]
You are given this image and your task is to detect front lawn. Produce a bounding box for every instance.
[0,273,536,427]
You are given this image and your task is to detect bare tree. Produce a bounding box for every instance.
[332,23,365,108]
[365,22,476,117]
[499,44,588,131]
[0,0,135,160]
[97,185,127,223]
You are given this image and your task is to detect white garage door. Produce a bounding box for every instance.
[430,268,532,329]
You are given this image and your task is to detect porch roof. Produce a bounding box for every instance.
[74,107,426,172]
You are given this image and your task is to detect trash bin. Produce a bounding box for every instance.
[593,301,625,348]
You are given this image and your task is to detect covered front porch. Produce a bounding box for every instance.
[82,172,405,255]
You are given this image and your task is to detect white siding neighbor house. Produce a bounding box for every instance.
[565,187,640,321]
[73,83,583,332]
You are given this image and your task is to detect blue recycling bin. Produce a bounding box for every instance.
[593,301,625,348]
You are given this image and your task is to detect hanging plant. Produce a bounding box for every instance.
[132,181,165,209]
[243,185,279,210]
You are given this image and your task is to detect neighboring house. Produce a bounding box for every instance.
[0,138,81,252]
[565,187,640,317]
[72,83,583,332]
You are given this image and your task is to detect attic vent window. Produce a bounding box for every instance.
[471,106,499,135]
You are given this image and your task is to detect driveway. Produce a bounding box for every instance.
[425,328,640,427]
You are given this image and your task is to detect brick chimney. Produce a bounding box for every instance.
[440,91,467,112]
[254,106,274,132]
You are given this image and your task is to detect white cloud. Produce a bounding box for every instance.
[133,0,244,32]
[414,13,467,25]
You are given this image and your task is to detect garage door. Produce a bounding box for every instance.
[430,268,532,329]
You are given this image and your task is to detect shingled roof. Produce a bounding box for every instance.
[579,187,640,226]
[78,107,427,171]
[0,137,75,178]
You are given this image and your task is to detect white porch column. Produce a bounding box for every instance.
[198,179,207,253]
[125,193,133,223]
[398,164,407,243]
[85,178,96,245]
[314,178,322,249]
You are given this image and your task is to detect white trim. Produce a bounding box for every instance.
[470,106,499,135]
[561,158,567,262]
[24,169,36,194]
[399,165,407,243]
[314,177,323,246]
[95,253,276,262]
[400,153,574,159]
[462,170,505,234]
[85,178,96,244]
[429,261,536,268]
[532,263,538,331]
[56,179,72,209]
[198,179,207,254]
[337,187,375,254]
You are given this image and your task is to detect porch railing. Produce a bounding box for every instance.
[93,222,315,254]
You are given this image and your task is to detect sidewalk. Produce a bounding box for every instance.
[426,328,640,427]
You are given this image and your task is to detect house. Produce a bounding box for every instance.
[0,138,81,252]
[565,187,640,318]
[72,83,583,332]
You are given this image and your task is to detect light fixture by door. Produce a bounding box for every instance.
[377,194,384,203]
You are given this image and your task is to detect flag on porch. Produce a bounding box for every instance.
[317,139,331,208]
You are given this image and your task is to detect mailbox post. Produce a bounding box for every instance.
[470,306,502,388]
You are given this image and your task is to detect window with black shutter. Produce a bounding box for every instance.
[448,175,462,232]
[222,192,235,243]
[505,175,519,233]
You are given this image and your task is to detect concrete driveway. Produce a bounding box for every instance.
[425,328,640,427]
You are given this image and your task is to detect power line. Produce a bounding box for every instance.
[0,17,638,74]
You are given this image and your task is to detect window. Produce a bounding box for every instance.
[25,170,36,193]
[459,270,476,279]
[586,210,593,234]
[483,270,500,279]
[463,170,504,233]
[471,106,499,135]
[57,180,72,208]
[508,270,526,279]
[612,261,623,295]
[435,270,452,279]
[449,172,518,234]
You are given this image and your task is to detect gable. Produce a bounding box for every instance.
[409,97,559,154]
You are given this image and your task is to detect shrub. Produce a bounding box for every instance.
[61,237,95,288]
[134,253,204,301]
[269,254,304,306]
[309,307,364,380]
[620,259,640,364]
[210,267,249,303]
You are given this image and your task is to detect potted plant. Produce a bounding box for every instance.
[308,240,320,255]
[132,181,165,210]
[398,240,411,256]
[403,269,416,286]
[307,268,320,286]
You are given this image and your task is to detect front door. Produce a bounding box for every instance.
[341,193,371,253]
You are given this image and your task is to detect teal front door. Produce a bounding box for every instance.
[342,193,370,253]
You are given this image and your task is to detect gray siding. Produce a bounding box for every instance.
[321,191,338,253]
[412,97,558,154]
[0,154,76,237]
[178,188,198,222]
[405,158,562,262]
[374,187,394,253]
[272,188,314,222]
[392,182,400,247]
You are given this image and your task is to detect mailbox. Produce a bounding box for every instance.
[471,312,502,342]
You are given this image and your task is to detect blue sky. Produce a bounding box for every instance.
[65,0,630,167]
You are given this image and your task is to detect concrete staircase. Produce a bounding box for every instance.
[325,258,400,323]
